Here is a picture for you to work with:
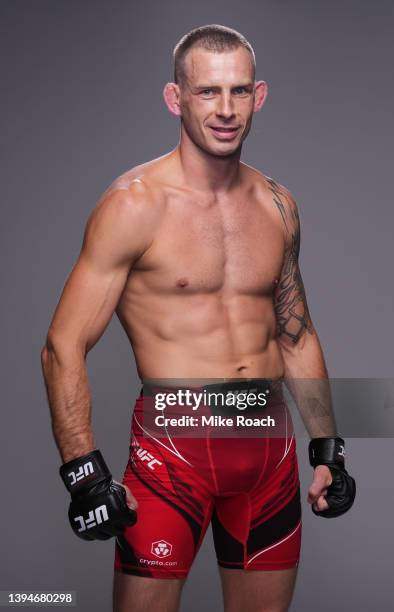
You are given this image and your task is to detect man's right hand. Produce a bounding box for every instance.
[59,449,137,540]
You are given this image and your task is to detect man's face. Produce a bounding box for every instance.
[178,46,260,156]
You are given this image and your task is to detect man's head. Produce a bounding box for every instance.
[173,24,256,88]
[164,24,267,157]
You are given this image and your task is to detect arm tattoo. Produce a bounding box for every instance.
[267,178,314,344]
[267,177,289,233]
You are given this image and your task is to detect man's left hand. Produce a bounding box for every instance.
[308,464,332,513]
[308,437,356,518]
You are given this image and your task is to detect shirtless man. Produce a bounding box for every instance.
[41,24,355,612]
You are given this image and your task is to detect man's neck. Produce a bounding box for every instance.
[175,133,243,196]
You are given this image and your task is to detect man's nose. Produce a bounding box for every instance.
[216,94,235,119]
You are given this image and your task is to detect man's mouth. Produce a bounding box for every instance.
[208,126,240,140]
[209,126,239,132]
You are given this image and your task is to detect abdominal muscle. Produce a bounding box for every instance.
[116,289,285,380]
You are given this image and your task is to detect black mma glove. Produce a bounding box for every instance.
[308,436,356,518]
[60,449,137,540]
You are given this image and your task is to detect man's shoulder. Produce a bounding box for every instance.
[85,158,171,241]
[104,156,168,202]
[241,164,300,242]
[94,155,175,224]
[242,163,295,201]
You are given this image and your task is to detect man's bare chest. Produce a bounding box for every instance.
[133,195,284,297]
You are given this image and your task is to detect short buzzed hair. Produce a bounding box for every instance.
[173,24,256,87]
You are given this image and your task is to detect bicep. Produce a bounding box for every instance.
[46,186,153,353]
[47,252,130,354]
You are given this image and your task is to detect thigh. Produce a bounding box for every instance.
[113,571,185,612]
[219,566,298,612]
[212,437,302,572]
[114,435,214,579]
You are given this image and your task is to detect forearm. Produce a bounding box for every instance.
[41,340,95,462]
[279,332,337,437]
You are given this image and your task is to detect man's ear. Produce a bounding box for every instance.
[253,80,268,112]
[163,82,182,117]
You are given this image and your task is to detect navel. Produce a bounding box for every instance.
[176,277,189,288]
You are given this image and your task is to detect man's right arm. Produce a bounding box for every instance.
[41,181,155,463]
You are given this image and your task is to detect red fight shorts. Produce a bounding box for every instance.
[114,380,302,579]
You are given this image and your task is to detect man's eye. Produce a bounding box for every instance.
[201,89,214,95]
[234,87,248,94]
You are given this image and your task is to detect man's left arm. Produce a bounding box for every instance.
[271,181,336,438]
[270,180,356,516]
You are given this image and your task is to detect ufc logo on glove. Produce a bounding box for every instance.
[67,461,94,486]
[73,504,109,532]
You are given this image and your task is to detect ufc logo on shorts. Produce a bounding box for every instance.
[73,504,109,532]
[136,448,163,470]
[338,445,345,458]
[67,461,94,486]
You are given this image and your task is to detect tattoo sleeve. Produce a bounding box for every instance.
[267,178,314,345]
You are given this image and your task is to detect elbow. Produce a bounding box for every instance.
[277,334,300,354]
[41,331,58,362]
[41,337,52,369]
[40,333,84,371]
[40,334,57,377]
[41,333,52,355]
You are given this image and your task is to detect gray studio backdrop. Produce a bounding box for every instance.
[1,0,393,610]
